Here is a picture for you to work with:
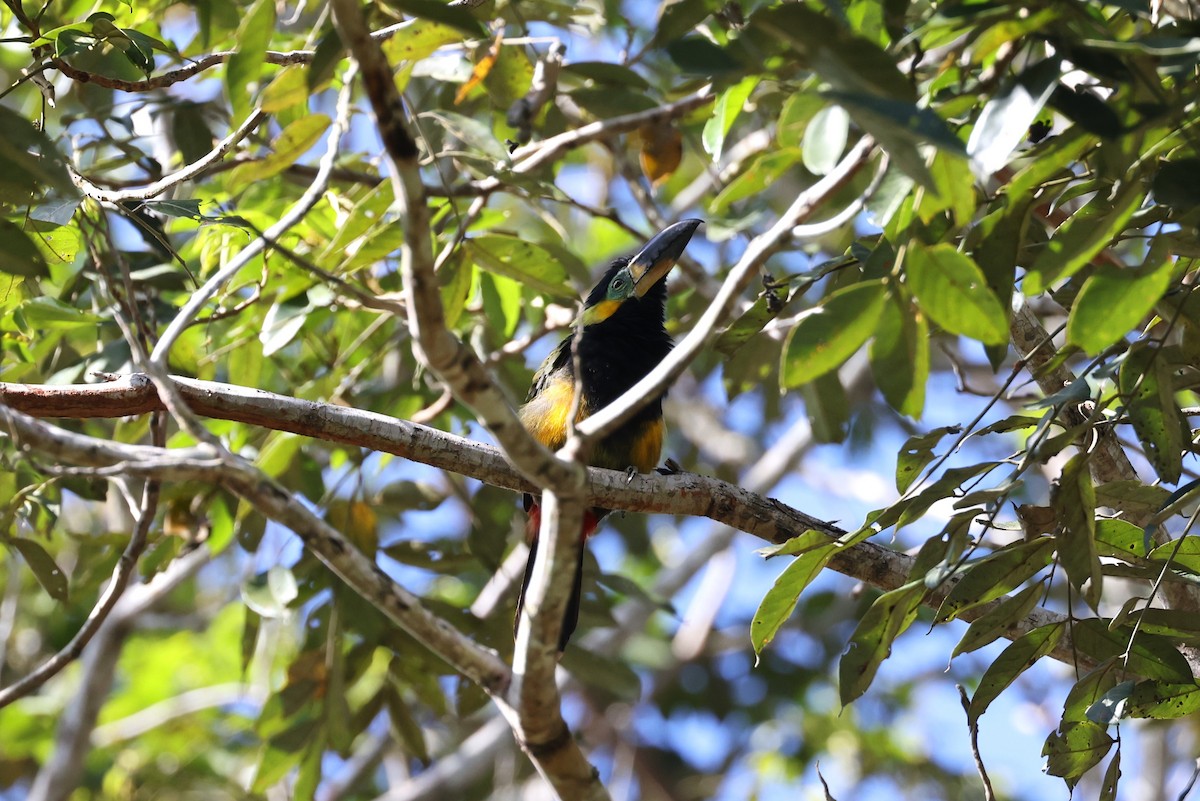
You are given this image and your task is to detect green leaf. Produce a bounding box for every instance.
[9,537,69,602]
[467,235,571,298]
[1067,250,1175,356]
[710,148,802,214]
[1119,343,1184,484]
[776,93,825,149]
[261,66,310,113]
[0,219,49,277]
[838,582,925,705]
[260,298,310,357]
[753,5,914,100]
[751,532,838,655]
[386,687,431,764]
[1152,157,1200,211]
[967,58,1060,177]
[384,0,485,36]
[652,0,715,45]
[1095,481,1172,520]
[228,114,331,190]
[307,28,343,92]
[438,251,474,329]
[484,45,535,107]
[560,646,642,701]
[906,244,1007,344]
[1042,721,1114,787]
[824,89,965,189]
[424,110,508,161]
[0,106,75,198]
[937,538,1055,622]
[1125,680,1200,719]
[702,76,759,162]
[1147,536,1200,576]
[570,87,657,119]
[562,61,651,90]
[781,279,887,387]
[665,37,740,74]
[952,581,1045,657]
[893,425,959,494]
[802,104,850,176]
[1100,749,1121,801]
[226,0,275,124]
[968,622,1065,724]
[1094,518,1145,560]
[141,199,204,219]
[921,151,976,227]
[1073,619,1192,683]
[19,296,106,329]
[381,19,464,64]
[480,272,521,339]
[1023,179,1145,295]
[869,292,928,418]
[1055,453,1102,609]
[799,371,848,443]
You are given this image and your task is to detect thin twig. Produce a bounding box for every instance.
[957,684,997,801]
[0,477,157,708]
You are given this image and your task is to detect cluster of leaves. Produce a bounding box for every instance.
[719,0,1200,792]
[3,0,1200,798]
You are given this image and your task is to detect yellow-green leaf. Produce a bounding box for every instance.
[906,243,1007,344]
[782,279,887,387]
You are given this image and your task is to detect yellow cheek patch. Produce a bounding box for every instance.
[582,299,622,326]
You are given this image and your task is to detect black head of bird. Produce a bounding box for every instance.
[515,218,702,652]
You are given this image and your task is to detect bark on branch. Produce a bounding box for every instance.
[2,375,1169,678]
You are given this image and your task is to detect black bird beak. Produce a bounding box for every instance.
[628,219,702,298]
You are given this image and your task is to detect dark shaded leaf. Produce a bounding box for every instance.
[938,538,1055,622]
[384,0,485,36]
[0,219,49,277]
[1023,179,1145,295]
[1042,721,1114,787]
[1119,343,1184,483]
[665,37,740,74]
[1073,619,1192,683]
[869,292,928,418]
[969,622,1065,724]
[1054,453,1102,609]
[952,581,1046,657]
[9,536,68,602]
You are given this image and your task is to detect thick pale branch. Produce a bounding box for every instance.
[328,9,595,792]
[329,0,575,500]
[0,401,511,696]
[0,376,1171,676]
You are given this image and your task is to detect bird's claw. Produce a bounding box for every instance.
[656,458,683,476]
[625,465,638,484]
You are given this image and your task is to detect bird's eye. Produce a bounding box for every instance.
[611,275,628,292]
